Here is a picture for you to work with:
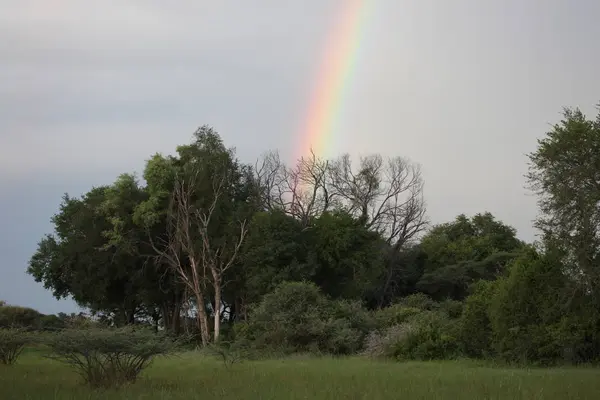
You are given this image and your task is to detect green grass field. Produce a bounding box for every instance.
[2,351,600,399]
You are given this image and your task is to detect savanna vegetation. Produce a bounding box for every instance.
[3,105,600,398]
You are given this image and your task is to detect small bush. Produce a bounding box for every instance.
[44,327,179,388]
[0,328,34,365]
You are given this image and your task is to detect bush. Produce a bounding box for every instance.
[396,293,438,311]
[235,281,373,355]
[374,305,422,330]
[364,311,461,361]
[44,327,179,388]
[363,324,417,359]
[0,328,34,365]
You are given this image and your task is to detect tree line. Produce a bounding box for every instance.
[14,105,600,364]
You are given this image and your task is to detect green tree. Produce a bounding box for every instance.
[135,126,254,345]
[239,210,309,313]
[488,248,576,364]
[416,212,524,300]
[307,210,385,300]
[527,105,600,304]
[28,187,148,324]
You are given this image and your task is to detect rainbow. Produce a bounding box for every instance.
[296,0,372,161]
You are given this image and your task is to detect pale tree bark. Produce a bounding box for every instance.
[149,172,210,346]
[195,175,247,343]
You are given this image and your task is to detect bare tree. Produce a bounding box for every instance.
[254,149,333,226]
[328,154,428,306]
[196,176,247,343]
[149,170,247,345]
[148,171,210,345]
[329,154,427,244]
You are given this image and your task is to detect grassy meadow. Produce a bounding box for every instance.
[2,350,600,399]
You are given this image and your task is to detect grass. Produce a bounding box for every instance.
[2,350,600,399]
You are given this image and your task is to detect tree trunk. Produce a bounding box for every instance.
[194,291,210,346]
[213,280,222,343]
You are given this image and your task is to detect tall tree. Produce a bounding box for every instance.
[136,126,251,344]
[527,106,600,303]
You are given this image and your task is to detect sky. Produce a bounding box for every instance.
[1,0,600,314]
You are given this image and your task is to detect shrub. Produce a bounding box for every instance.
[236,282,373,355]
[44,327,179,388]
[364,311,461,361]
[363,323,417,359]
[374,305,422,330]
[396,293,438,311]
[0,328,34,365]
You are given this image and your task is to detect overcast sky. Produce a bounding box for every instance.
[1,0,600,314]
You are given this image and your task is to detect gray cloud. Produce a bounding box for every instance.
[2,0,600,312]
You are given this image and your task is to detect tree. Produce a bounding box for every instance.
[254,150,331,226]
[136,126,251,345]
[527,105,600,304]
[416,212,524,300]
[254,151,428,306]
[328,154,428,306]
[306,210,385,300]
[239,210,309,312]
[28,187,150,324]
[100,173,185,332]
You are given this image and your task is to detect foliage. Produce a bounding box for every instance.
[527,106,600,305]
[0,304,43,330]
[487,248,600,365]
[0,328,35,365]
[365,310,461,360]
[395,293,438,310]
[459,280,498,358]
[43,327,180,388]
[417,213,524,300]
[374,305,422,330]
[236,282,371,355]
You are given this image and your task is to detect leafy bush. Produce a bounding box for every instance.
[44,327,180,388]
[364,311,461,361]
[236,281,373,355]
[396,293,438,311]
[374,305,422,329]
[0,328,34,365]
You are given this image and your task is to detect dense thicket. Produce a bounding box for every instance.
[15,105,600,365]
